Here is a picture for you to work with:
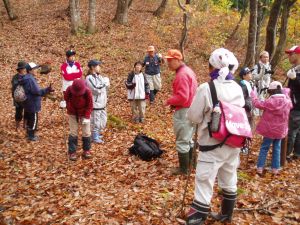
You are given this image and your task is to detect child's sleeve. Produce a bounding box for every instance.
[86,76,104,95]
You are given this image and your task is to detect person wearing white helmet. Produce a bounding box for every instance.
[186,48,245,224]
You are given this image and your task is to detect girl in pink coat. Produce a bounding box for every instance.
[251,81,293,175]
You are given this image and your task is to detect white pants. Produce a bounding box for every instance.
[146,74,162,91]
[91,109,107,133]
[194,145,240,205]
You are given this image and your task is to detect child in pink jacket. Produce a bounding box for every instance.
[251,81,293,175]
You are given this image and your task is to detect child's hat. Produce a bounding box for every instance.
[16,61,27,70]
[66,50,76,57]
[269,81,282,90]
[88,60,102,67]
[239,67,253,77]
[26,62,40,71]
[147,46,155,52]
[70,79,87,96]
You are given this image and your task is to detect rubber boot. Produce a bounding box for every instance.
[186,200,209,225]
[68,135,78,161]
[82,136,92,159]
[92,132,104,144]
[210,190,237,222]
[171,152,189,175]
[27,129,38,141]
[149,90,155,104]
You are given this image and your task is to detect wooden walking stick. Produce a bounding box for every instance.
[179,124,198,217]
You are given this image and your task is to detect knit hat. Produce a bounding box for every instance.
[269,81,282,90]
[70,79,87,96]
[259,51,269,58]
[16,61,27,70]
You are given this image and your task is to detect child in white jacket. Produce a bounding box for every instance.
[125,61,150,123]
[86,60,110,143]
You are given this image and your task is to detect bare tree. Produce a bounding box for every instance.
[70,0,81,34]
[3,0,17,20]
[153,0,168,17]
[128,0,133,8]
[271,0,297,69]
[87,0,96,33]
[75,0,83,27]
[113,0,130,25]
[265,0,283,58]
[244,0,258,67]
[177,0,190,60]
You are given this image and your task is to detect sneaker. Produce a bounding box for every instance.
[69,153,77,161]
[28,136,38,141]
[82,151,92,159]
[257,167,263,175]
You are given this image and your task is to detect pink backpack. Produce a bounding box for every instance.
[200,82,252,151]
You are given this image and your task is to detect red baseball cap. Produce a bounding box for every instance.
[165,49,183,60]
[285,45,300,54]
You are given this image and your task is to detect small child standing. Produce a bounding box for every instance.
[239,67,255,154]
[125,61,150,123]
[64,79,93,160]
[251,81,293,175]
[86,60,110,143]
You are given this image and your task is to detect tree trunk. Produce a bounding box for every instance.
[75,0,83,28]
[178,0,189,61]
[70,0,80,34]
[87,0,96,33]
[265,0,283,59]
[3,0,17,20]
[128,0,133,8]
[153,0,168,17]
[255,0,267,62]
[271,0,296,69]
[225,6,246,43]
[244,0,258,67]
[113,0,130,25]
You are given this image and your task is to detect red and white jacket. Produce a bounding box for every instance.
[61,61,83,91]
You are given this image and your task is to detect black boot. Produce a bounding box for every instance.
[82,136,92,159]
[210,190,237,222]
[153,89,159,96]
[186,200,209,225]
[27,129,38,141]
[171,152,189,175]
[68,135,78,161]
[149,90,155,103]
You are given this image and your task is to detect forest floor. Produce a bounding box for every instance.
[0,0,299,224]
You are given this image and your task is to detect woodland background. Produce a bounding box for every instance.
[0,0,299,224]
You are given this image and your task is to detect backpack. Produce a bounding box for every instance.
[129,134,164,161]
[13,84,27,103]
[200,81,252,151]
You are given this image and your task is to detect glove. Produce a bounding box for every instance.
[82,118,90,125]
[265,70,274,75]
[287,68,297,80]
[59,100,66,108]
[47,84,54,93]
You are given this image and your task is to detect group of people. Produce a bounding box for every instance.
[11,43,300,224]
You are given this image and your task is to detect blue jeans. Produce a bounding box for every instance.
[257,137,281,169]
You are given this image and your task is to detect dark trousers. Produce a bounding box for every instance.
[15,105,24,122]
[287,110,300,157]
[26,112,38,131]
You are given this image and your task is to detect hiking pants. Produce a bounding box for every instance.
[69,115,91,137]
[131,100,146,120]
[91,109,107,134]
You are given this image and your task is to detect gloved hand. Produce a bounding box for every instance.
[265,70,274,75]
[287,68,297,80]
[82,118,90,125]
[59,100,66,108]
[47,84,55,93]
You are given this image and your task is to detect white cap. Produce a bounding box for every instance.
[269,81,282,90]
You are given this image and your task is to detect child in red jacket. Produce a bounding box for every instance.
[64,79,93,160]
[60,50,83,108]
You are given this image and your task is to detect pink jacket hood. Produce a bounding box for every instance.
[252,93,293,139]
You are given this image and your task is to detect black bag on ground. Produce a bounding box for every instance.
[129,134,163,161]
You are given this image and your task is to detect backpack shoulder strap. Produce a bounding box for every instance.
[208,81,218,107]
[257,63,261,74]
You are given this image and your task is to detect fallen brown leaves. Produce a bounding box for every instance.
[0,0,299,224]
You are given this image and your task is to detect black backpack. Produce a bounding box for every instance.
[129,134,164,161]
